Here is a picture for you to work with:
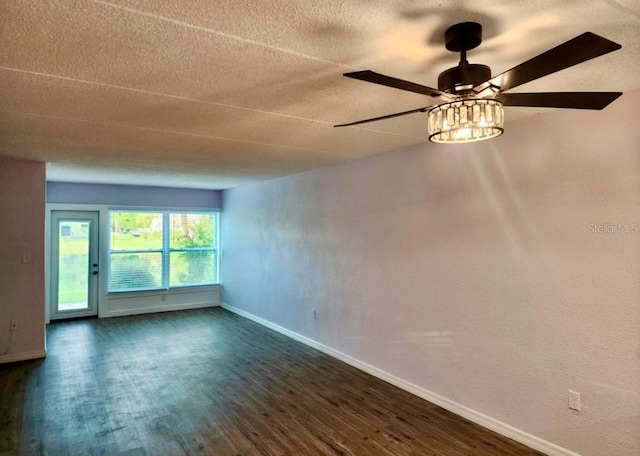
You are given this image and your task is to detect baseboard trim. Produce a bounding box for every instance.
[0,349,47,365]
[103,301,220,318]
[221,302,581,456]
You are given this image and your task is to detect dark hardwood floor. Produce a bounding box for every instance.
[0,308,544,456]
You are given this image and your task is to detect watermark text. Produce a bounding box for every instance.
[588,223,639,234]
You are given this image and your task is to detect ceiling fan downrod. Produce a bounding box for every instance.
[437,22,492,94]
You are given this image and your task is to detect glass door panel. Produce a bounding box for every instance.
[57,221,91,311]
[51,211,99,320]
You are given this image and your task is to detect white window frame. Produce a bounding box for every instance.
[108,209,220,292]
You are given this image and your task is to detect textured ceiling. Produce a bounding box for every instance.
[1,0,639,189]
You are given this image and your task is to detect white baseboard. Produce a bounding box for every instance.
[221,302,581,456]
[0,349,47,365]
[104,301,219,318]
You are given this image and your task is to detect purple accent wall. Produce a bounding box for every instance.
[47,182,222,208]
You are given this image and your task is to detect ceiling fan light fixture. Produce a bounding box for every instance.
[337,25,621,136]
[428,98,504,143]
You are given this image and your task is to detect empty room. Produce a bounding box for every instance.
[1,1,639,455]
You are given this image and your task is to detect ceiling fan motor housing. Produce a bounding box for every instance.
[439,22,491,92]
[438,63,492,92]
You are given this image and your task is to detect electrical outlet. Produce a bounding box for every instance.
[568,390,581,411]
[10,320,18,331]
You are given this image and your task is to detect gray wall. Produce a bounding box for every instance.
[47,182,222,208]
[221,90,640,456]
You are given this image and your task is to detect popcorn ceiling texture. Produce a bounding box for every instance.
[1,0,639,188]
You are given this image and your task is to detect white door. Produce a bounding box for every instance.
[50,211,99,320]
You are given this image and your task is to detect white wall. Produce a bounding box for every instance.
[221,90,640,456]
[103,286,220,318]
[0,158,46,363]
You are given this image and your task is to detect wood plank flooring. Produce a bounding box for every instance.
[0,308,545,455]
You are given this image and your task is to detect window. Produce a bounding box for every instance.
[109,211,219,292]
[169,213,217,287]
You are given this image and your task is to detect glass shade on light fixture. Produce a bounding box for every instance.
[428,98,504,143]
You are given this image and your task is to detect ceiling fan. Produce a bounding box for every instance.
[335,22,622,143]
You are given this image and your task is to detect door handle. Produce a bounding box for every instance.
[92,271,99,275]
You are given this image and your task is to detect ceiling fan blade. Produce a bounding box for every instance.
[495,92,622,109]
[477,32,621,93]
[344,70,451,99]
[334,106,429,128]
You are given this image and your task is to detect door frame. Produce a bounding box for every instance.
[50,210,100,320]
[46,204,110,324]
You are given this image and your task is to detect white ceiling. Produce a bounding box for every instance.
[1,0,639,189]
